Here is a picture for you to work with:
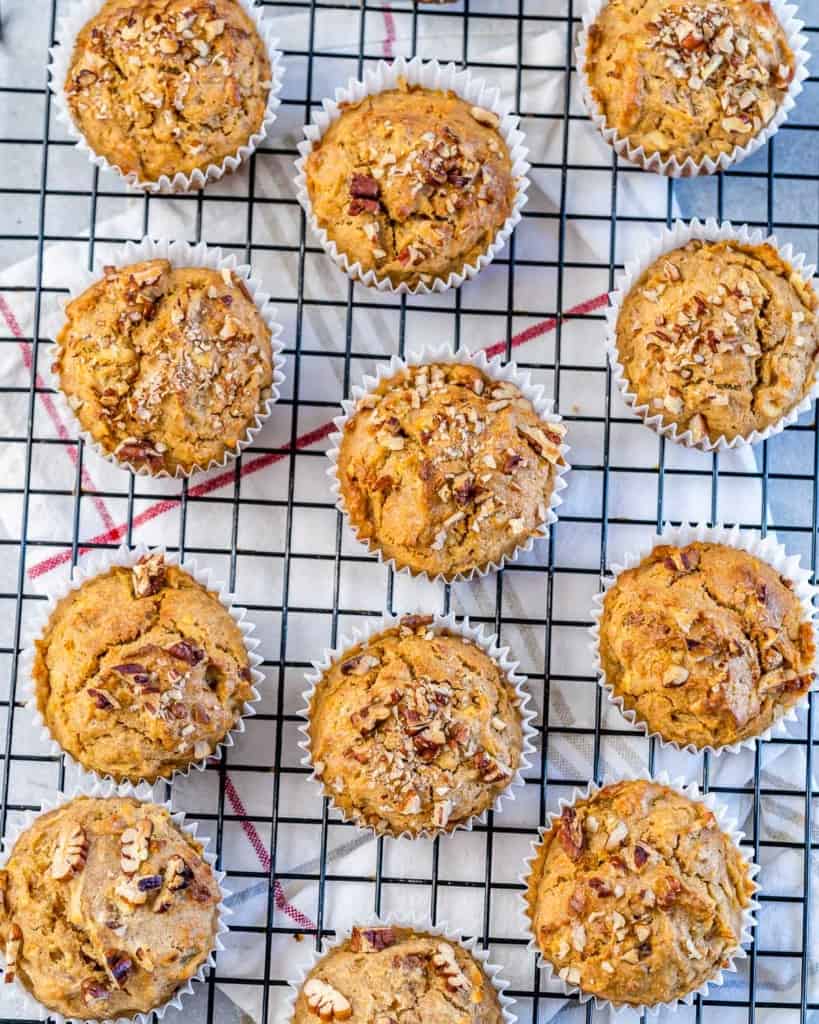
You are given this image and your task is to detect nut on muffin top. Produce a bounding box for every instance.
[65,0,272,182]
[33,553,254,782]
[308,615,525,837]
[615,240,818,444]
[55,258,273,475]
[293,925,505,1023]
[526,780,755,1007]
[336,361,565,578]
[0,796,220,1020]
[305,80,517,288]
[599,541,815,749]
[585,0,795,164]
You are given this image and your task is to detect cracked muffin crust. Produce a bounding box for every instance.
[584,0,796,165]
[304,80,517,288]
[336,361,566,578]
[55,258,274,475]
[33,553,254,782]
[525,780,755,1007]
[308,615,525,837]
[598,541,816,749]
[0,796,220,1020]
[615,240,819,444]
[64,0,272,183]
[292,924,505,1022]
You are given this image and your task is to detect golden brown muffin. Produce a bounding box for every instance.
[599,541,815,749]
[615,240,819,444]
[292,925,505,1023]
[336,361,566,578]
[0,796,220,1020]
[33,553,254,782]
[64,0,272,183]
[305,80,517,288]
[525,780,755,1007]
[308,615,525,837]
[584,0,795,165]
[55,258,274,475]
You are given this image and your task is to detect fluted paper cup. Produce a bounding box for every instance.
[520,770,760,1015]
[294,55,530,294]
[48,0,284,193]
[299,611,537,840]
[49,236,285,478]
[606,218,819,450]
[0,778,230,1024]
[20,544,264,786]
[589,522,819,755]
[327,342,570,583]
[576,0,809,176]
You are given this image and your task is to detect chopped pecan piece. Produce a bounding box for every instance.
[50,824,88,880]
[400,614,433,632]
[633,845,648,869]
[303,977,352,1020]
[164,855,193,892]
[348,197,380,216]
[4,923,21,983]
[115,442,164,472]
[340,653,380,676]
[656,875,682,909]
[131,553,166,597]
[588,877,612,897]
[351,702,391,735]
[470,105,500,128]
[120,819,153,874]
[473,750,512,783]
[517,423,563,463]
[105,950,133,987]
[452,472,475,506]
[167,640,205,665]
[431,942,470,992]
[349,926,396,953]
[349,174,380,199]
[87,687,119,710]
[557,806,584,860]
[81,979,110,1006]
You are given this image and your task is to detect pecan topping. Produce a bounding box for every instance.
[349,926,397,953]
[340,653,380,676]
[50,824,88,880]
[131,553,166,597]
[633,845,649,869]
[167,640,205,665]
[349,174,380,200]
[120,819,152,874]
[4,923,21,983]
[470,105,500,129]
[105,950,133,987]
[473,750,512,782]
[588,877,612,897]
[351,702,391,735]
[303,977,353,1020]
[164,854,193,892]
[81,979,110,1006]
[452,472,476,506]
[87,687,119,709]
[517,423,564,463]
[348,197,381,216]
[399,614,433,632]
[431,942,470,992]
[656,875,682,909]
[557,806,584,860]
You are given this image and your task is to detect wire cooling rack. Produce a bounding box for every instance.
[1,1,819,1023]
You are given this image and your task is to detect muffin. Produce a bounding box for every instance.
[33,552,254,782]
[584,0,796,166]
[525,780,756,1007]
[335,361,566,578]
[292,924,506,1023]
[614,239,819,444]
[55,258,274,474]
[63,0,272,184]
[0,796,220,1019]
[598,541,816,749]
[307,614,525,837]
[304,78,517,288]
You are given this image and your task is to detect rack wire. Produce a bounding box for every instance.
[0,1,818,1022]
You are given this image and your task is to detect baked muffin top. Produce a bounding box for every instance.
[308,615,525,837]
[0,796,220,1020]
[292,925,505,1023]
[615,240,819,444]
[305,80,517,288]
[526,780,755,1007]
[599,541,815,749]
[585,0,795,164]
[33,553,254,782]
[55,258,273,475]
[64,0,272,182]
[336,361,566,578]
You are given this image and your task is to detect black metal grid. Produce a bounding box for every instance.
[0,1,818,1022]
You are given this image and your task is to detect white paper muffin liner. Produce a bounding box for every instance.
[328,342,570,583]
[0,777,230,1024]
[575,0,809,176]
[50,236,286,479]
[299,611,538,840]
[606,218,819,450]
[20,543,265,787]
[294,55,531,294]
[519,770,760,1015]
[589,522,819,756]
[283,912,517,1023]
[48,0,284,193]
